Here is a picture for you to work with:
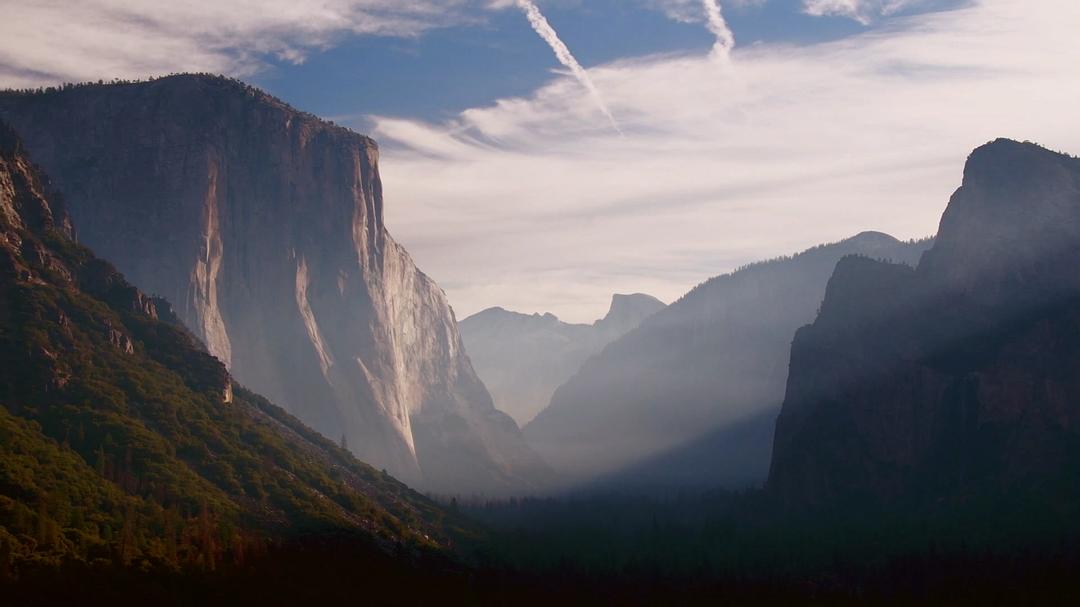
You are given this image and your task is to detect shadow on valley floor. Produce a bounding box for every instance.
[456,486,1080,605]
[564,408,780,496]
[8,490,1080,606]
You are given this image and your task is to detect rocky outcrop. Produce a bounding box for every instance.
[0,75,545,495]
[769,140,1080,507]
[459,293,665,425]
[524,232,931,492]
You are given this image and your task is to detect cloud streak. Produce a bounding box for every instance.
[513,0,622,134]
[802,0,926,25]
[701,0,736,58]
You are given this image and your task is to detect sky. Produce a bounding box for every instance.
[2,0,1079,322]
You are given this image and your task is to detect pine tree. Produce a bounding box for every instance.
[95,446,107,478]
[0,537,10,581]
[117,502,135,566]
[199,500,215,571]
[36,497,52,547]
[164,507,179,566]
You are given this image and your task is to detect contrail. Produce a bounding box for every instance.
[701,0,735,59]
[515,0,622,134]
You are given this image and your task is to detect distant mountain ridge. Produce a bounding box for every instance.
[0,74,545,496]
[525,231,933,492]
[460,293,665,425]
[769,139,1080,506]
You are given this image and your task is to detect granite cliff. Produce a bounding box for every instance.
[0,75,545,496]
[459,293,665,425]
[0,120,466,570]
[769,140,1080,506]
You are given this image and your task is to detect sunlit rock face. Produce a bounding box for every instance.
[770,140,1080,507]
[524,231,931,492]
[459,293,665,426]
[0,75,546,496]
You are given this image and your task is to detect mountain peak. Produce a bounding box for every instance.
[963,138,1078,191]
[845,231,900,246]
[920,138,1080,299]
[599,293,666,328]
[462,306,563,327]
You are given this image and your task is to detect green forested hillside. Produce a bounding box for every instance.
[0,122,468,582]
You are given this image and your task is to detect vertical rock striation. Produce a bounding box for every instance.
[0,75,545,495]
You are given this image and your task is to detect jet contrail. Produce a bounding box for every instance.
[515,0,622,134]
[701,0,735,59]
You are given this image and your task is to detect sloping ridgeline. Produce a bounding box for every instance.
[0,121,474,595]
[525,232,931,492]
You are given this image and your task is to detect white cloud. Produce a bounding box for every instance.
[802,0,926,25]
[650,0,765,23]
[513,0,622,133]
[701,0,736,58]
[0,0,476,87]
[371,0,1080,323]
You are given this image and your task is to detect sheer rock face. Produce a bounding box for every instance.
[459,293,665,426]
[523,232,931,492]
[0,75,545,495]
[769,140,1080,507]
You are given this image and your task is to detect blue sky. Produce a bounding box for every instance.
[251,0,891,123]
[2,0,1078,322]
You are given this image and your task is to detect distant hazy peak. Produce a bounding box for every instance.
[464,293,665,329]
[458,292,665,427]
[844,230,901,246]
[600,293,666,321]
[466,304,574,328]
[465,306,517,321]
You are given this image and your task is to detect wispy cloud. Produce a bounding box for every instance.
[371,0,1080,322]
[0,0,940,90]
[0,0,477,87]
[512,0,622,134]
[802,0,928,25]
[701,0,736,58]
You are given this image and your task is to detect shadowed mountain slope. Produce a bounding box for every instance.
[770,139,1080,507]
[526,232,932,491]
